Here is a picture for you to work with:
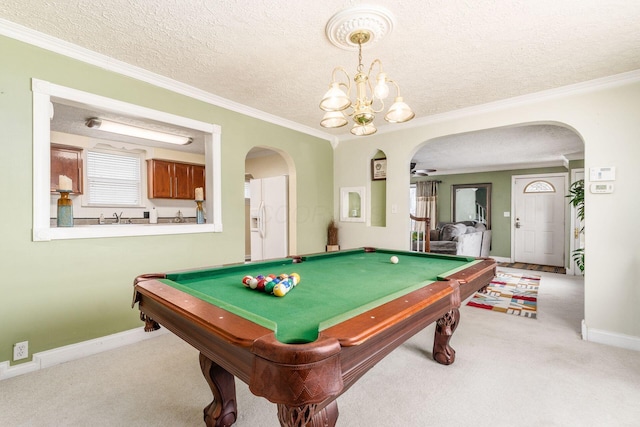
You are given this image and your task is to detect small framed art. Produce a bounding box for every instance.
[371,158,387,181]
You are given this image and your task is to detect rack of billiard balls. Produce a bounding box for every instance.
[242,273,300,297]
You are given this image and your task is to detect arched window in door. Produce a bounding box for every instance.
[524,180,556,193]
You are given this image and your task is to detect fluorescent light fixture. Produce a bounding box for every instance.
[85,118,192,145]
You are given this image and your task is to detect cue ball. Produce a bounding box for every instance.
[390,256,399,264]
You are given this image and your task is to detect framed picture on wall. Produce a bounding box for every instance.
[371,158,387,180]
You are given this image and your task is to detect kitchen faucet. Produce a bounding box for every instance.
[113,212,123,224]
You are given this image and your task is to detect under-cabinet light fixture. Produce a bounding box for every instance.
[85,118,192,145]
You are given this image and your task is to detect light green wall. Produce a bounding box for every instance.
[419,166,572,259]
[370,151,387,226]
[0,36,333,364]
[334,79,640,344]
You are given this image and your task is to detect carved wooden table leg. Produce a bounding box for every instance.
[277,400,338,427]
[140,312,160,331]
[199,353,237,427]
[433,308,460,365]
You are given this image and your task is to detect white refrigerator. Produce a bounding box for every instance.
[249,175,288,261]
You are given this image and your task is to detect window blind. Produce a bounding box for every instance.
[87,150,141,206]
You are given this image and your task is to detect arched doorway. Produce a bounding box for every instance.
[409,123,584,273]
[244,146,297,261]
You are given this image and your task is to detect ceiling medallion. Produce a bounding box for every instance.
[325,5,395,50]
[319,6,414,136]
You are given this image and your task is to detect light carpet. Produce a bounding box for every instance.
[3,270,640,426]
[467,270,539,318]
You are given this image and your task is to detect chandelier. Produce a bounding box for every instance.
[320,6,415,136]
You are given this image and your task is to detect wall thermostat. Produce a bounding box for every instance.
[590,183,614,194]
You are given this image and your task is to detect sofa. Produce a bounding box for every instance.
[429,221,491,257]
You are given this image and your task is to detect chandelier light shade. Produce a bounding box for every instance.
[320,111,349,128]
[320,6,415,136]
[85,118,192,145]
[319,82,351,111]
[385,97,415,123]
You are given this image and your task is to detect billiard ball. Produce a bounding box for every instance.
[290,273,300,286]
[242,275,253,287]
[273,280,293,297]
[265,281,276,294]
[273,283,286,297]
[249,278,259,289]
[390,256,399,264]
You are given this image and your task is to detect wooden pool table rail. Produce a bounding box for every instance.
[132,255,496,427]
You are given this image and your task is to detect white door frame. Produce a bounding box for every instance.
[510,172,569,266]
[568,168,585,275]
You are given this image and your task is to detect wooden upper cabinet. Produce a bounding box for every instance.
[192,165,205,197]
[147,159,173,198]
[173,162,192,199]
[147,159,205,199]
[51,144,83,193]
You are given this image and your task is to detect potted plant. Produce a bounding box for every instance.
[567,179,584,272]
[326,219,339,252]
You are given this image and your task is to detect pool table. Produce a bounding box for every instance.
[132,248,495,427]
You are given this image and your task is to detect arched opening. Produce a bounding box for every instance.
[408,123,584,273]
[244,146,297,261]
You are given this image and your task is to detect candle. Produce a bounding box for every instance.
[59,175,72,191]
[195,187,203,200]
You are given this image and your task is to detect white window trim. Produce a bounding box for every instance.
[32,78,223,241]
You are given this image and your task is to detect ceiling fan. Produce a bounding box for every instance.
[410,162,435,177]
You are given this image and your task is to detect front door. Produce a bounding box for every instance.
[513,174,567,267]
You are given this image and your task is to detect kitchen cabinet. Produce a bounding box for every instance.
[192,164,205,196]
[147,159,205,199]
[51,144,83,193]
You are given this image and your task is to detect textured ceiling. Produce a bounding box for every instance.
[411,124,584,175]
[2,0,638,169]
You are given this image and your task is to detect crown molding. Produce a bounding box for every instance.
[427,159,572,177]
[0,18,332,142]
[337,68,640,142]
[2,18,639,146]
[396,69,640,131]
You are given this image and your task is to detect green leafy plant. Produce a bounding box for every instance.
[567,179,585,272]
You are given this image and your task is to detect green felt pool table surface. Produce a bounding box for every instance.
[132,247,496,427]
[160,248,480,344]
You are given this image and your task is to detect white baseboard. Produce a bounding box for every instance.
[0,327,168,381]
[491,256,511,263]
[582,319,640,352]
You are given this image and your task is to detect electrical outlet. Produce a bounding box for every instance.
[13,341,28,361]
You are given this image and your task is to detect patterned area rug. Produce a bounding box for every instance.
[467,270,540,318]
